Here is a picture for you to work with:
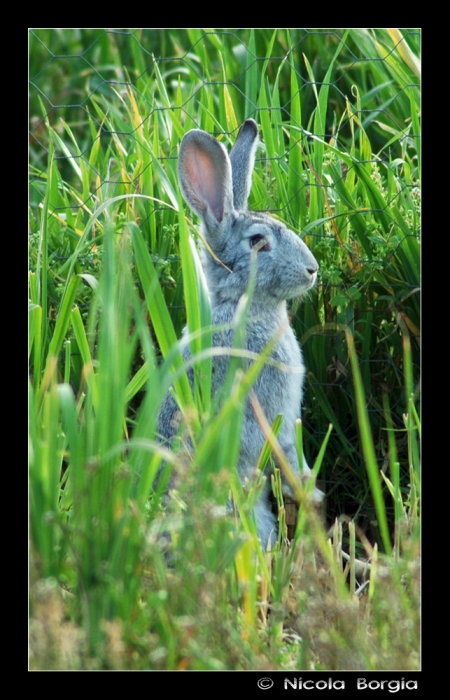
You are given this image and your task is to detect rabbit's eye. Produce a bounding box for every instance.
[249,235,271,252]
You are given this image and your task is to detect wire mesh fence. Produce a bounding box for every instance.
[29,29,420,534]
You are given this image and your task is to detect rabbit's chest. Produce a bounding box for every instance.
[252,326,304,422]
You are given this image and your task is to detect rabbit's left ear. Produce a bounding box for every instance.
[178,130,233,226]
[229,119,259,210]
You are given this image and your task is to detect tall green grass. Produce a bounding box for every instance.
[29,29,420,670]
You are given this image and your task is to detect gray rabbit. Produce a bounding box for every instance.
[158,119,322,549]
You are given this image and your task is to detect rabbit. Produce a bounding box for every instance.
[157,119,322,549]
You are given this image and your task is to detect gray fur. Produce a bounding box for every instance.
[158,119,322,549]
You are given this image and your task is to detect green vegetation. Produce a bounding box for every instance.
[29,29,420,670]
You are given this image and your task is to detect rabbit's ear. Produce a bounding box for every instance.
[229,119,259,211]
[178,130,233,227]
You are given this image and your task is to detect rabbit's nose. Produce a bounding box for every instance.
[307,266,318,276]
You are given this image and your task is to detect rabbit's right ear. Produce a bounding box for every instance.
[229,119,259,211]
[178,130,234,236]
